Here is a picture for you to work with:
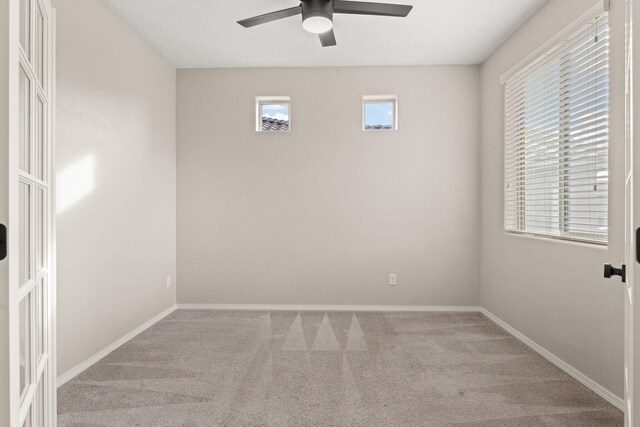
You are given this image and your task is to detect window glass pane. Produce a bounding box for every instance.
[19,293,31,401]
[562,24,609,238]
[364,101,395,130]
[503,16,608,244]
[523,59,560,235]
[19,66,31,173]
[260,102,289,131]
[20,182,32,286]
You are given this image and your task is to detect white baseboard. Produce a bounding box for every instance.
[56,304,177,387]
[480,308,624,411]
[177,303,482,312]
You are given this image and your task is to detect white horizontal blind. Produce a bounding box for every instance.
[504,14,609,244]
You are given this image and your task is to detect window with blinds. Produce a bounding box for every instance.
[503,14,609,244]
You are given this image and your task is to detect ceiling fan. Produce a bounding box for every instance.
[237,0,413,47]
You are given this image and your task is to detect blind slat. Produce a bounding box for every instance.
[504,49,609,106]
[505,41,608,99]
[504,77,608,130]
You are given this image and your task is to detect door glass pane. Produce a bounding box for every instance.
[19,66,31,173]
[22,410,32,427]
[19,182,32,286]
[35,189,44,271]
[19,294,31,401]
[34,282,43,363]
[39,278,47,358]
[36,378,45,426]
[31,386,37,427]
[35,97,45,181]
[35,4,45,87]
[20,0,31,58]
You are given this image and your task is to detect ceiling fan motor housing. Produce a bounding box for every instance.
[302,0,334,23]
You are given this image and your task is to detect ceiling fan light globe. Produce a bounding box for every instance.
[302,15,333,34]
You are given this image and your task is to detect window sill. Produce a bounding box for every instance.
[503,230,608,249]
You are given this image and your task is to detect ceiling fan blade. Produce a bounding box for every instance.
[237,6,302,28]
[319,29,337,47]
[333,0,412,17]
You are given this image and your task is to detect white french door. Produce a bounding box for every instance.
[9,0,55,425]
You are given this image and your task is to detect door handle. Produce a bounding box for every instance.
[604,263,626,283]
[637,227,640,263]
[0,224,5,261]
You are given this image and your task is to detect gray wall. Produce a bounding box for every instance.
[54,0,177,376]
[480,0,625,398]
[177,66,481,306]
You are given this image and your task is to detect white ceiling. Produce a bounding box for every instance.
[99,0,546,69]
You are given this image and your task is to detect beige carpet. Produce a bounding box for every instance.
[58,310,623,426]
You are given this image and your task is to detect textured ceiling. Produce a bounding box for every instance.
[99,0,546,69]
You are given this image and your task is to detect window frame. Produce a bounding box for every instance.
[501,9,610,246]
[256,96,291,133]
[362,95,398,131]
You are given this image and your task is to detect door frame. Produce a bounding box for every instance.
[8,0,19,423]
[631,0,639,425]
[626,0,634,423]
[49,7,56,426]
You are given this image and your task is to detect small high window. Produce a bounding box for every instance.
[363,96,397,131]
[256,97,290,132]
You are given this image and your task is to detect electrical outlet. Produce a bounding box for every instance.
[389,274,397,286]
[166,276,172,288]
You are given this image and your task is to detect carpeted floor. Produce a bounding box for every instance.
[58,310,623,426]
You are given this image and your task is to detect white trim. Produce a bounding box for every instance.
[177,303,481,312]
[500,0,609,85]
[56,304,177,387]
[480,308,624,411]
